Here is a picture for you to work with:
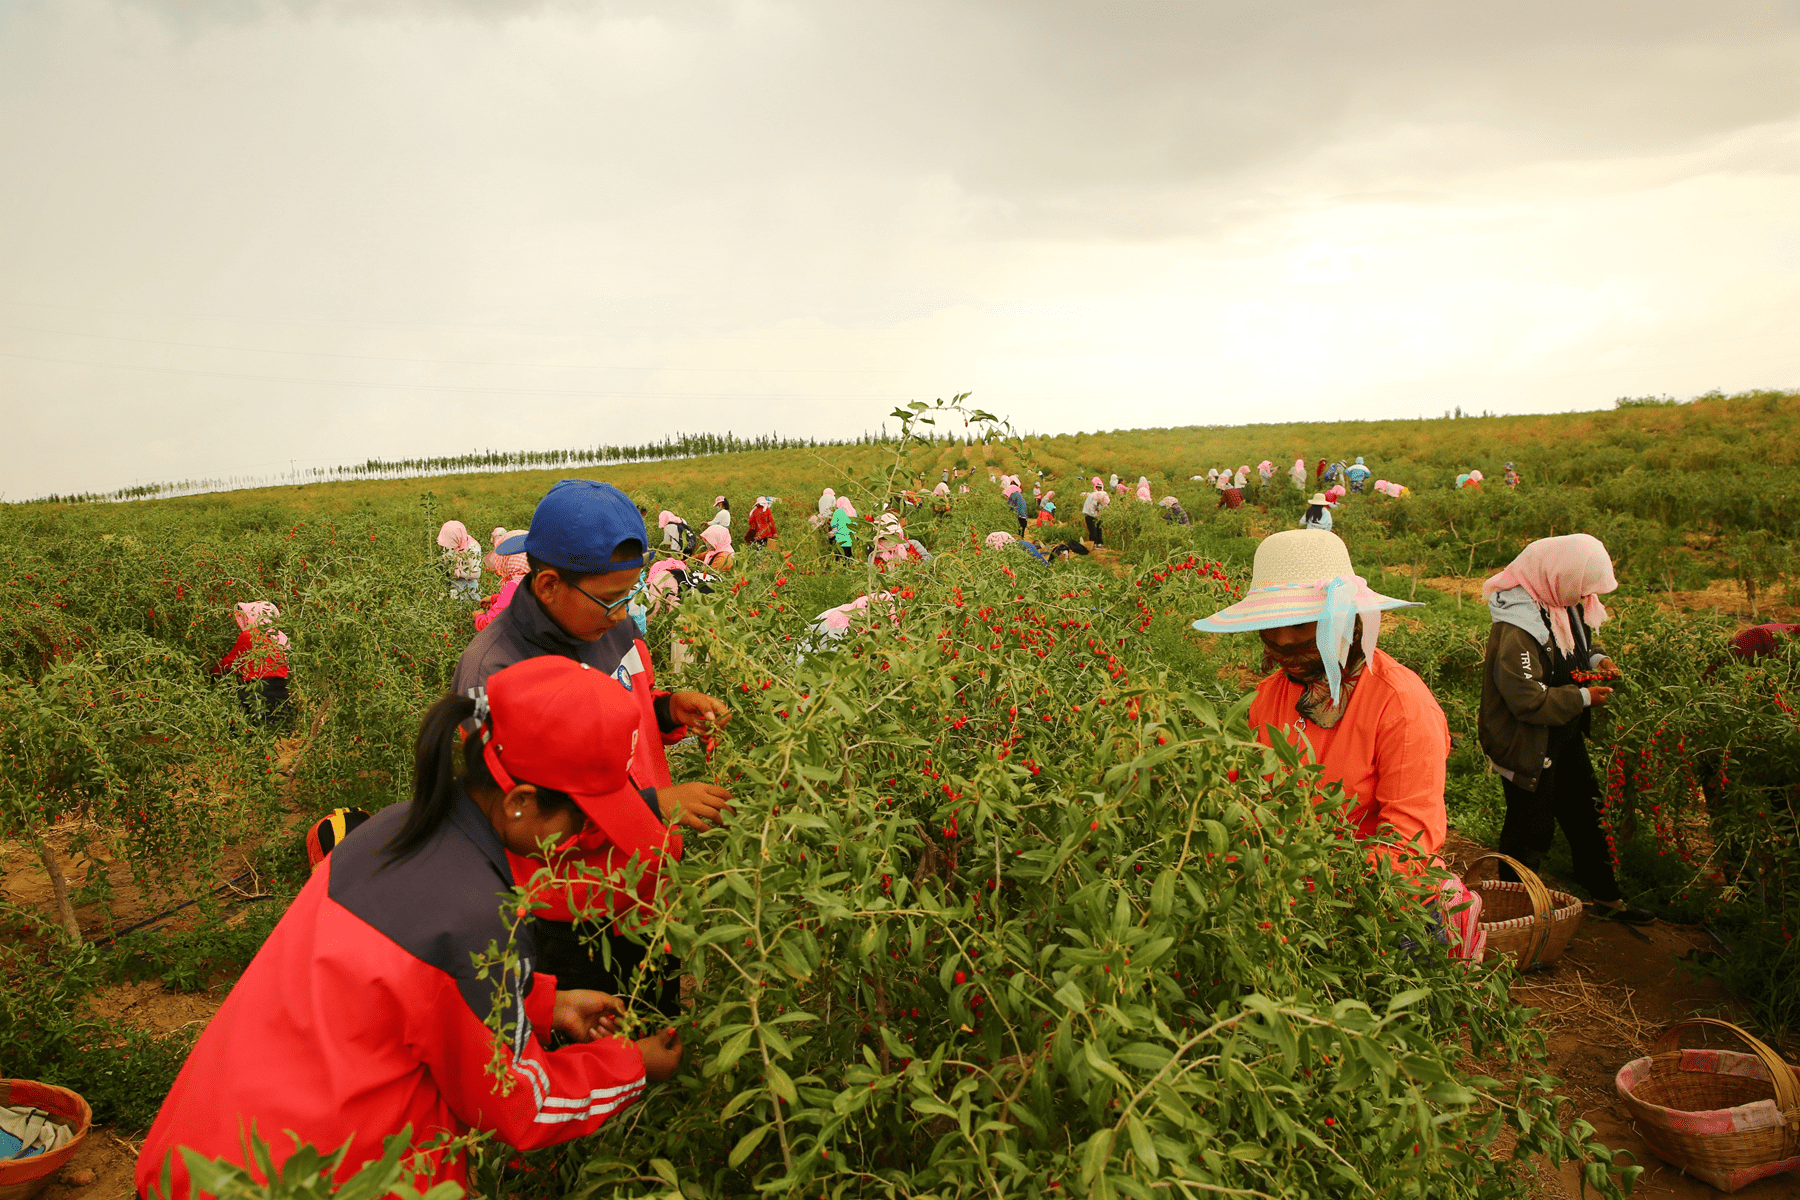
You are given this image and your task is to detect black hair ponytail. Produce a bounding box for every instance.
[1304,504,1325,524]
[386,693,476,863]
[385,691,582,864]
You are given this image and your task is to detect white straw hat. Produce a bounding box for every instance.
[1308,493,1333,507]
[1193,530,1415,635]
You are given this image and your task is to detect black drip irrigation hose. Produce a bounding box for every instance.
[89,869,275,949]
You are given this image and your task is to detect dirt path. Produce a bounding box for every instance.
[1445,828,1800,1199]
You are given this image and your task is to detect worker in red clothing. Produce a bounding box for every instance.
[137,655,682,1199]
[214,601,290,724]
[1193,529,1448,878]
[452,479,733,1018]
[745,496,777,548]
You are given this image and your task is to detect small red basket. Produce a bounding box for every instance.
[0,1079,91,1200]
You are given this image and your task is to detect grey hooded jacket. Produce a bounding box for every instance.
[1477,586,1608,791]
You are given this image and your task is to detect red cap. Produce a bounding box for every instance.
[477,656,663,858]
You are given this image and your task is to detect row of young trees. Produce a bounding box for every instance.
[25,425,1009,506]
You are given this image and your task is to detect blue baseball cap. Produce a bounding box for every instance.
[498,480,647,574]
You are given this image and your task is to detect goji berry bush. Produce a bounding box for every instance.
[480,539,1635,1199]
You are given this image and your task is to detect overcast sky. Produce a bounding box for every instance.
[2,0,1797,498]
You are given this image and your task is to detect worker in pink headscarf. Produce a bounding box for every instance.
[216,602,291,723]
[474,528,530,632]
[1479,534,1651,924]
[696,523,735,572]
[437,521,483,601]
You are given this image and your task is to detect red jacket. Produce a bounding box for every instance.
[451,597,688,924]
[511,639,689,923]
[216,630,288,680]
[137,795,646,1199]
[746,506,777,542]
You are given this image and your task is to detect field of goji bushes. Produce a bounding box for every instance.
[3,395,1797,1197]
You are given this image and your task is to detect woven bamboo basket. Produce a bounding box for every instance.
[1465,854,1583,971]
[0,1079,91,1200]
[1616,1018,1800,1193]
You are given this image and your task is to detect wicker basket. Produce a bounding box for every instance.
[1465,854,1583,971]
[1616,1018,1800,1193]
[0,1079,91,1200]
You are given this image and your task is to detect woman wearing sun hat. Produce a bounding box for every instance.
[1299,493,1334,532]
[1193,530,1450,877]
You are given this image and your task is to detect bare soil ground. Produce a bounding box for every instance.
[1444,828,1800,1199]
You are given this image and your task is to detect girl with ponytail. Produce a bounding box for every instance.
[138,656,682,1199]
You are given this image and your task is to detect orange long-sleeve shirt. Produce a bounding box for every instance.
[1248,647,1449,876]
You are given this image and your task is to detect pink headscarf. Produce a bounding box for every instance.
[657,510,680,528]
[984,531,1017,550]
[699,524,732,554]
[814,592,896,634]
[1091,476,1104,491]
[485,528,529,581]
[642,557,689,615]
[233,602,290,647]
[436,520,478,553]
[1483,533,1617,655]
[836,497,858,517]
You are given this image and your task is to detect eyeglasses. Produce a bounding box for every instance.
[570,580,634,616]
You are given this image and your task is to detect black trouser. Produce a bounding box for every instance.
[834,540,854,559]
[532,917,682,1018]
[1084,515,1102,544]
[1497,743,1621,903]
[238,676,291,726]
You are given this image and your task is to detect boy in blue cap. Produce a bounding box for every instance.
[452,478,734,1015]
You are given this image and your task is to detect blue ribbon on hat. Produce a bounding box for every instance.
[1314,575,1361,704]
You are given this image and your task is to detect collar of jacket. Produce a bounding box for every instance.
[510,578,589,658]
[1487,585,1550,645]
[447,782,514,885]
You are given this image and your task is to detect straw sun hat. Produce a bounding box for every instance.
[1308,492,1334,507]
[1193,530,1419,699]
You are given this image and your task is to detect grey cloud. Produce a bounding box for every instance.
[0,0,1795,497]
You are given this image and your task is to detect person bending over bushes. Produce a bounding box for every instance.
[136,655,683,1200]
[1194,529,1450,880]
[454,480,733,1018]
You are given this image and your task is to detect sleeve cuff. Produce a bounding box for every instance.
[640,787,661,819]
[653,692,677,733]
[526,970,558,1033]
[1580,687,1592,707]
[1587,651,1608,669]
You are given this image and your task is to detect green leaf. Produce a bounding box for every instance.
[766,1062,798,1105]
[1080,1129,1114,1184]
[728,1123,772,1168]
[1126,1114,1158,1174]
[716,1026,756,1071]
